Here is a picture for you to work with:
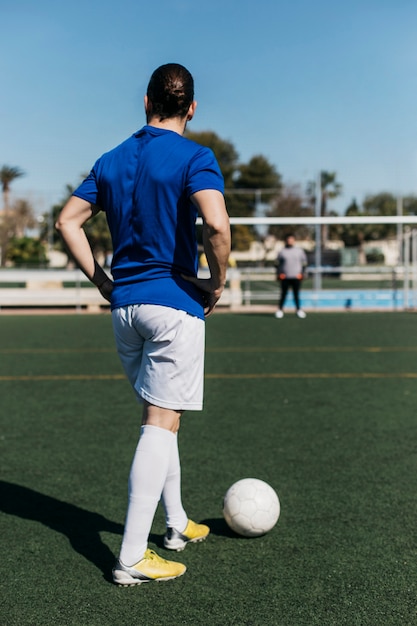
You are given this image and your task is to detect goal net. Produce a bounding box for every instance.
[201,215,417,312]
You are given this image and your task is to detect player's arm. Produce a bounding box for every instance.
[300,250,308,279]
[276,254,285,280]
[186,189,231,317]
[55,195,113,302]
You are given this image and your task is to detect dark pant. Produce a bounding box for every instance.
[279,278,301,310]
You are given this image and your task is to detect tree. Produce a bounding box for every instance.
[185,130,238,187]
[12,199,37,238]
[0,198,40,266]
[7,236,48,267]
[336,192,417,252]
[333,199,361,246]
[320,171,342,247]
[320,171,342,217]
[231,224,254,252]
[363,192,396,216]
[40,184,76,250]
[307,171,342,248]
[230,154,282,217]
[185,131,282,252]
[0,165,25,212]
[0,165,26,266]
[236,155,282,192]
[45,181,112,264]
[344,193,400,244]
[403,195,417,215]
[268,184,314,241]
[226,156,281,251]
[84,212,112,260]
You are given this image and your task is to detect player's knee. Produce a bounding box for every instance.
[142,402,182,433]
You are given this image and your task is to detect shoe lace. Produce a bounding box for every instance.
[145,549,166,564]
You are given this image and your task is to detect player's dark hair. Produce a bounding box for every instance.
[147,63,194,121]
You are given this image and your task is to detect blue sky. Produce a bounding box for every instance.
[2,0,417,215]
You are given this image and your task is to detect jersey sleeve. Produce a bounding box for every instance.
[72,160,101,205]
[185,147,224,197]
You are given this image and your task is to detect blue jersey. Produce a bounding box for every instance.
[73,125,224,319]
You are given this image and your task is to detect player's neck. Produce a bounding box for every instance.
[147,116,187,135]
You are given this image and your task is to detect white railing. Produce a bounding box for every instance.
[1,217,417,311]
[0,269,110,311]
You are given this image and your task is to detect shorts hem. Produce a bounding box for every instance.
[139,389,203,412]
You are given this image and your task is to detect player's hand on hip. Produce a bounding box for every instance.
[98,277,114,303]
[181,275,224,317]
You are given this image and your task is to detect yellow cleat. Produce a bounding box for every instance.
[112,549,186,586]
[164,519,210,551]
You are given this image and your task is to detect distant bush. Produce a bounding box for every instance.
[365,248,385,264]
[7,236,49,267]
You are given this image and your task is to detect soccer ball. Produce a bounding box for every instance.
[223,478,280,537]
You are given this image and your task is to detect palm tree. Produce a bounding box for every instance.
[13,199,36,238]
[0,165,25,213]
[0,165,25,266]
[306,171,343,248]
[320,171,342,248]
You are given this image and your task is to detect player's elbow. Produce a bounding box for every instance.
[55,216,64,233]
[55,214,70,234]
[204,215,230,238]
[55,214,77,238]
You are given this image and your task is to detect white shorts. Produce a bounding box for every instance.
[111,304,205,411]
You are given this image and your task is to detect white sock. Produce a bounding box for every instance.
[161,433,188,531]
[119,425,175,567]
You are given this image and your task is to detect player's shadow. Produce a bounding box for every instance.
[201,517,238,538]
[0,480,128,582]
[0,482,240,581]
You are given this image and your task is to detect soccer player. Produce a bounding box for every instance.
[275,233,308,318]
[56,63,231,586]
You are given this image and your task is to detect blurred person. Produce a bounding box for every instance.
[275,233,307,318]
[56,63,231,586]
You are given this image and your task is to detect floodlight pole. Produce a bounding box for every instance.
[397,195,403,264]
[314,172,322,291]
[412,229,417,308]
[404,228,410,309]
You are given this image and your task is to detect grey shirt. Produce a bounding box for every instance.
[277,246,307,278]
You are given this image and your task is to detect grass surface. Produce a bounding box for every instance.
[1,312,417,625]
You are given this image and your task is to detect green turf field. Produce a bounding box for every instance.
[1,312,417,626]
